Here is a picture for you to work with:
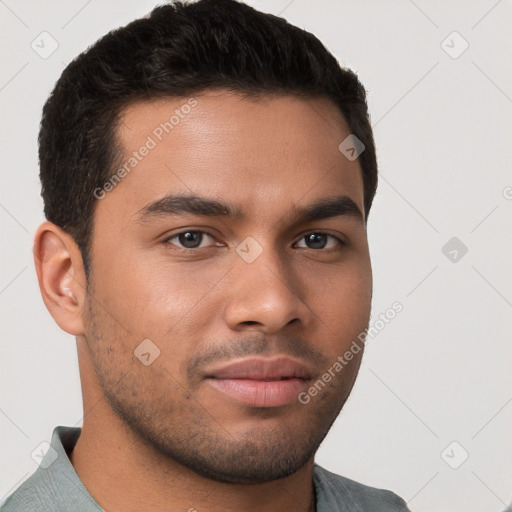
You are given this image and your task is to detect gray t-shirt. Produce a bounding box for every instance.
[0,426,411,511]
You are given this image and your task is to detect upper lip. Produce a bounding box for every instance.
[204,357,312,380]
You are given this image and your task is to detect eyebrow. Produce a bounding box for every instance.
[135,193,364,224]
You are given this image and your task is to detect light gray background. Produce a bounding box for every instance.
[1,1,511,511]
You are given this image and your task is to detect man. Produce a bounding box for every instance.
[1,0,411,510]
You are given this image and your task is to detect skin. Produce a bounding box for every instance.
[33,90,373,512]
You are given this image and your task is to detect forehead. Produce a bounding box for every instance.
[100,90,365,225]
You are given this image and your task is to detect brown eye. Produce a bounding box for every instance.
[295,232,343,250]
[163,230,217,250]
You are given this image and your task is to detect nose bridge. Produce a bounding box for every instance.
[223,235,312,332]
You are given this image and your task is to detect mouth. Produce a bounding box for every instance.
[204,357,312,408]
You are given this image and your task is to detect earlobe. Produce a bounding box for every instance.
[33,221,87,336]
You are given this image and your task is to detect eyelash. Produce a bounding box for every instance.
[162,229,345,252]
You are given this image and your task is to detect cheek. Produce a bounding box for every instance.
[97,254,232,338]
[304,255,372,342]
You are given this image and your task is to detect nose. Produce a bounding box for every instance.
[223,242,313,334]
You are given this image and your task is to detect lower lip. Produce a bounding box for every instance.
[206,378,308,407]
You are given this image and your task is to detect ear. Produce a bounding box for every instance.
[33,221,87,336]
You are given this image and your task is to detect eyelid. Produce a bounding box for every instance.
[293,232,345,249]
[162,229,346,251]
[162,229,221,249]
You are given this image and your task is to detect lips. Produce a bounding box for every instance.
[205,356,312,380]
[204,357,312,407]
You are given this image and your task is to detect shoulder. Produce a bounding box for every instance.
[0,470,53,512]
[0,426,101,512]
[313,464,411,511]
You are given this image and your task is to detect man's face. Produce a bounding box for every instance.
[82,90,372,484]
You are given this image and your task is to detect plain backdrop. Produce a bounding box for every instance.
[1,1,511,511]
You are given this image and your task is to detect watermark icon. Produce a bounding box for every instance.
[338,134,365,161]
[31,441,58,469]
[298,301,403,404]
[134,338,161,366]
[441,441,469,469]
[31,31,59,59]
[93,97,198,199]
[441,31,469,59]
[503,186,512,200]
[236,236,264,263]
[442,236,468,263]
